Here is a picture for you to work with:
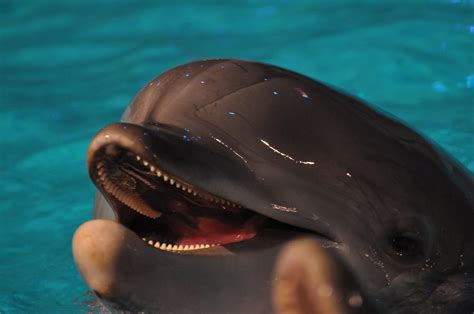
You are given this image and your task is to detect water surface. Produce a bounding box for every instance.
[1,0,473,312]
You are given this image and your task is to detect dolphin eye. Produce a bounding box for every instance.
[384,218,431,264]
[389,233,424,259]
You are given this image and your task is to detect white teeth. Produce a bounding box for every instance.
[143,240,218,251]
[132,155,241,209]
[99,166,161,219]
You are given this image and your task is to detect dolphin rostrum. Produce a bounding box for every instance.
[73,59,474,313]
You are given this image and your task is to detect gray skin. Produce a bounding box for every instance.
[73,59,474,313]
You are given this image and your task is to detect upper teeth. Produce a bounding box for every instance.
[136,155,241,208]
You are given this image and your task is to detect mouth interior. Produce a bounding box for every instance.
[92,146,271,252]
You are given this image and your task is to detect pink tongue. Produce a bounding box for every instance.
[175,217,258,246]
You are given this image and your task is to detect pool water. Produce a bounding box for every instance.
[1,0,473,312]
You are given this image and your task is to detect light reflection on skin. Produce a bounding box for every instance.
[212,136,247,163]
[259,139,315,165]
[271,203,298,213]
[294,87,309,98]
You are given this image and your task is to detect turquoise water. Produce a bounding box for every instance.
[1,0,473,312]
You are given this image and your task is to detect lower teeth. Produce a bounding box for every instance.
[143,238,217,251]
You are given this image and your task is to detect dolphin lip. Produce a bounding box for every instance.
[87,122,304,252]
[72,219,316,312]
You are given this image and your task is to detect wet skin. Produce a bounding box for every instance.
[73,59,474,313]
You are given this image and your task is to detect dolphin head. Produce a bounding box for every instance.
[75,59,474,313]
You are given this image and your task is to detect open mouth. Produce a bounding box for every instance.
[90,145,278,253]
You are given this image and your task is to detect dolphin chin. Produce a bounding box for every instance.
[74,59,474,313]
[73,220,330,313]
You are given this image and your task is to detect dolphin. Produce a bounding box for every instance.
[73,59,474,313]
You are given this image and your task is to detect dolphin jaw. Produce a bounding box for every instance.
[87,122,319,255]
[88,138,269,253]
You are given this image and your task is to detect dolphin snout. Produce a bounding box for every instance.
[87,122,166,173]
[72,220,138,303]
[72,220,295,313]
